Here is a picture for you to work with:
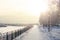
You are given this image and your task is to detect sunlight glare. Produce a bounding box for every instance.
[27,0,49,16]
[16,0,49,16]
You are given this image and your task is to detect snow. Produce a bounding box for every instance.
[0,26,25,34]
[14,25,60,40]
[0,26,26,40]
[0,26,25,39]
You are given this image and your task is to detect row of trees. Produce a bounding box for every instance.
[39,0,60,26]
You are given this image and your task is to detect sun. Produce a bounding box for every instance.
[16,0,49,16]
[26,0,49,16]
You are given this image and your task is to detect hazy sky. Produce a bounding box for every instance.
[0,0,48,24]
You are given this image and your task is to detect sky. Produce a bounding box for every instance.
[0,0,48,24]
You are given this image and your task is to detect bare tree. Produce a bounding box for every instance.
[39,0,59,32]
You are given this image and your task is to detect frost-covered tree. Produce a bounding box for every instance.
[39,0,59,26]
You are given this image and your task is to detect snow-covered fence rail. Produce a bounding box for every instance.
[0,26,24,40]
[0,25,33,40]
[20,25,33,35]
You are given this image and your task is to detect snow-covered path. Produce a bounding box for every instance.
[15,25,60,40]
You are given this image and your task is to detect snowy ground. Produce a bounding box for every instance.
[14,25,60,40]
[0,26,25,34]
